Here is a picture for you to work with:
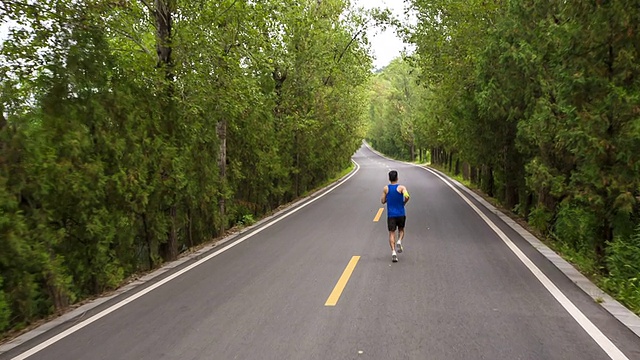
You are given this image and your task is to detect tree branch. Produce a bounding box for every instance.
[337,28,364,64]
[214,0,240,24]
[324,28,364,86]
[111,27,153,57]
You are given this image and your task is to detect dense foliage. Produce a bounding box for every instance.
[0,0,372,333]
[367,0,640,313]
[366,58,430,162]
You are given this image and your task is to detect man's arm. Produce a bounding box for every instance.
[402,186,410,205]
[381,186,388,204]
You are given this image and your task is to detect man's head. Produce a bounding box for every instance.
[388,170,398,183]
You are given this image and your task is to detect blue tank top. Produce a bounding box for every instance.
[386,184,405,217]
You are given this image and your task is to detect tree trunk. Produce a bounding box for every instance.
[187,207,193,248]
[217,120,227,235]
[523,192,533,220]
[45,271,69,313]
[295,149,300,196]
[162,206,178,261]
[462,162,470,180]
[272,67,287,122]
[596,220,613,270]
[539,187,558,214]
[470,165,478,184]
[0,103,6,134]
[143,213,154,269]
[505,183,518,210]
[481,165,494,197]
[0,104,6,164]
[154,0,173,75]
[487,166,494,197]
[154,0,179,261]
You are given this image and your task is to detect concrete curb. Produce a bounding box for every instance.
[0,161,359,355]
[364,142,640,339]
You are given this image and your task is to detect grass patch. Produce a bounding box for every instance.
[595,297,605,304]
[330,162,356,185]
[551,242,600,278]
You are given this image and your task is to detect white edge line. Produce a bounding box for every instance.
[419,166,628,360]
[11,160,361,360]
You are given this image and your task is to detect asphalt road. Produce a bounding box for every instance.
[2,145,640,360]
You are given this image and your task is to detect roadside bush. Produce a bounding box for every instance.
[0,278,8,332]
[528,205,553,234]
[552,202,598,252]
[604,225,640,313]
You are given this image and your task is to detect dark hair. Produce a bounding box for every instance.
[388,170,398,182]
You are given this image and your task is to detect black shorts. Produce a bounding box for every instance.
[387,216,406,231]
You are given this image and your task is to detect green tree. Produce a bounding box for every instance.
[366,58,429,161]
[0,0,374,334]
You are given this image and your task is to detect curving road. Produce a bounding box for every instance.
[2,145,640,360]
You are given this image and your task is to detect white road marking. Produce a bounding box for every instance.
[421,167,628,360]
[11,161,361,360]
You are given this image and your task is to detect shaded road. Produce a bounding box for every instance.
[2,145,640,360]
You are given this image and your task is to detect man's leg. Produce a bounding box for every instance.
[397,227,404,253]
[396,216,406,253]
[390,230,398,262]
[387,217,398,262]
[387,217,398,251]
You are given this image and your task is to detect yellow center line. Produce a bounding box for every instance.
[373,208,384,222]
[325,256,360,306]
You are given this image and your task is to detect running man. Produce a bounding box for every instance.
[381,170,410,263]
